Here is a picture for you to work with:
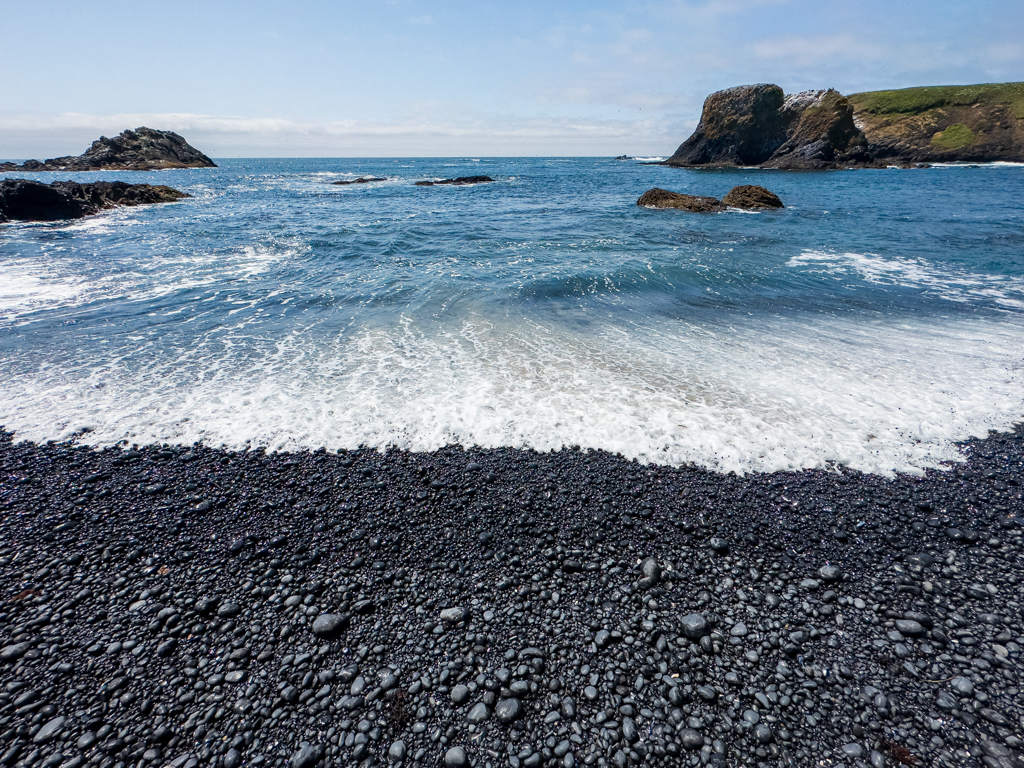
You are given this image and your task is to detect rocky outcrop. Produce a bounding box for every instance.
[665,82,1024,168]
[637,185,782,212]
[0,179,190,222]
[415,176,494,186]
[332,177,387,185]
[0,128,216,172]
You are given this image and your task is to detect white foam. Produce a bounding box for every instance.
[0,243,294,322]
[2,310,1023,476]
[788,250,1024,309]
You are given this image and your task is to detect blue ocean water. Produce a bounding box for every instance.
[2,158,1023,474]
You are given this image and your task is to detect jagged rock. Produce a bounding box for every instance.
[637,185,783,212]
[415,176,494,186]
[0,179,189,223]
[721,185,783,209]
[0,127,215,172]
[636,188,723,212]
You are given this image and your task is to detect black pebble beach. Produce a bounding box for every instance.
[1,427,1023,768]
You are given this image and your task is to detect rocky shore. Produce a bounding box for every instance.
[1,427,1023,768]
[1,129,215,172]
[0,180,190,223]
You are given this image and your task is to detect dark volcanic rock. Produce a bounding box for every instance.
[636,188,723,212]
[332,177,387,185]
[721,185,784,209]
[0,179,190,223]
[1,127,215,172]
[666,84,867,169]
[415,176,494,186]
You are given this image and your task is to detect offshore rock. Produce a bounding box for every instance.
[1,127,216,171]
[636,188,723,212]
[637,185,783,212]
[0,179,189,223]
[721,185,784,209]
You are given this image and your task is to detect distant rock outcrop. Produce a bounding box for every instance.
[415,176,494,186]
[665,82,1024,168]
[0,179,189,222]
[0,128,216,172]
[637,185,782,212]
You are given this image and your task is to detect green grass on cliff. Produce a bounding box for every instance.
[931,123,976,149]
[848,82,1024,118]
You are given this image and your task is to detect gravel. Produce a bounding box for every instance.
[1,426,1023,768]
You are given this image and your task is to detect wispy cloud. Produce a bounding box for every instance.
[752,34,887,67]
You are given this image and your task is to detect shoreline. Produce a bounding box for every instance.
[1,426,1022,768]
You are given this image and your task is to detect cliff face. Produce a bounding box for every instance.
[0,127,216,172]
[666,82,1024,168]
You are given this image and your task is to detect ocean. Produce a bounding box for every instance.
[1,158,1023,476]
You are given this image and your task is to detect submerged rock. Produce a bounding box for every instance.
[332,177,387,185]
[0,179,189,222]
[0,127,216,171]
[415,176,494,186]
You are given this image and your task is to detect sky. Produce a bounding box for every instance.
[1,0,1022,157]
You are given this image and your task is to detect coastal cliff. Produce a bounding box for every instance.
[0,127,216,172]
[666,82,1024,168]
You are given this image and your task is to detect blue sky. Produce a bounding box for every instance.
[2,0,1021,157]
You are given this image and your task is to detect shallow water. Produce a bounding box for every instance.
[1,158,1023,475]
